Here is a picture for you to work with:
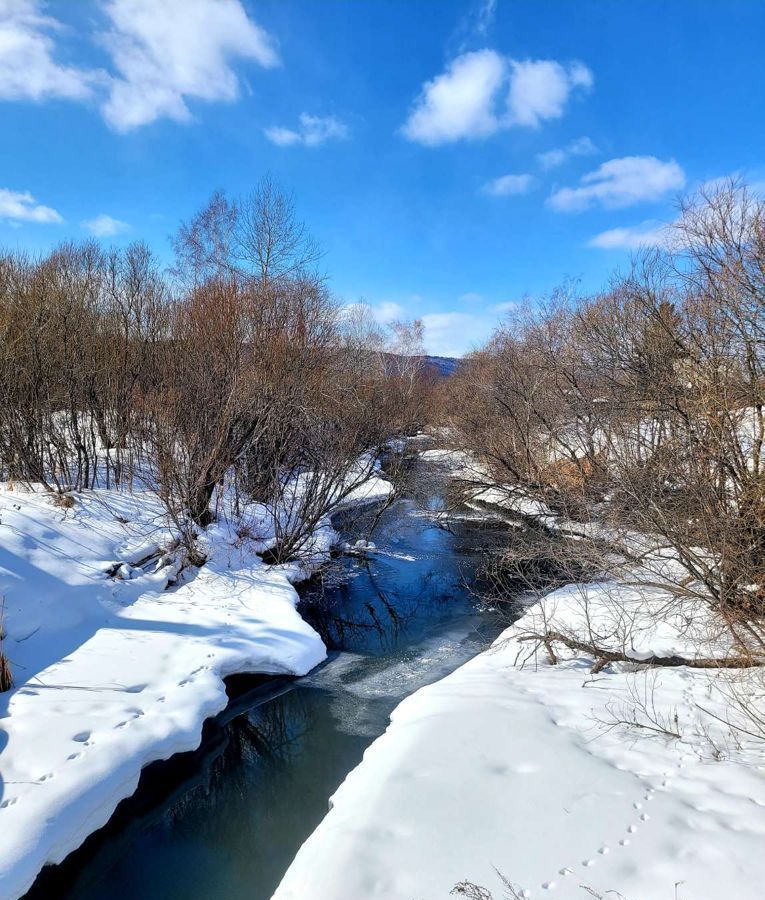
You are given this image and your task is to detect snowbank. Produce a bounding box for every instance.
[420,445,558,523]
[0,469,391,899]
[273,582,765,900]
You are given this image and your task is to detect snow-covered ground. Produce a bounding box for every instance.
[273,581,765,900]
[0,471,391,900]
[7,437,765,900]
[420,445,557,522]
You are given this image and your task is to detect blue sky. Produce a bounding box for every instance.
[2,0,764,355]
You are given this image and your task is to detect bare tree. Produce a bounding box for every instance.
[172,176,321,288]
[448,181,765,661]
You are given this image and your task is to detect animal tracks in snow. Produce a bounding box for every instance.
[114,708,145,729]
[518,781,660,897]
[179,664,213,688]
[2,690,172,814]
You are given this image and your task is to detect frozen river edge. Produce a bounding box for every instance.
[272,587,765,899]
[0,475,392,900]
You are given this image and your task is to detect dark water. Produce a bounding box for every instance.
[26,457,513,900]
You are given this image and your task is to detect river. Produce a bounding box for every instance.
[25,452,517,900]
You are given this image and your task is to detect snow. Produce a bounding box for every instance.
[420,445,558,522]
[419,446,468,465]
[0,467,392,900]
[273,582,765,900]
[7,434,764,900]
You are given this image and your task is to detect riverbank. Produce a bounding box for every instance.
[273,579,765,900]
[0,474,390,900]
[16,451,513,900]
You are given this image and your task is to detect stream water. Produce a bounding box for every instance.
[26,454,516,900]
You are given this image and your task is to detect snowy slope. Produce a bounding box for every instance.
[273,583,765,900]
[0,474,390,900]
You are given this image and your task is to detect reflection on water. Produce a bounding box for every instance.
[25,458,514,900]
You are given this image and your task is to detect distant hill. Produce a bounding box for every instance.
[374,352,462,379]
[417,355,462,378]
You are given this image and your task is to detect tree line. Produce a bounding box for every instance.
[447,179,765,648]
[0,178,431,562]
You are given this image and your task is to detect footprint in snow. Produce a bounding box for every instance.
[37,773,53,783]
[598,846,609,855]
[72,731,91,743]
[582,859,596,867]
[1,797,17,808]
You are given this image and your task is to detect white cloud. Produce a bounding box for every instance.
[588,176,765,252]
[0,0,97,101]
[402,50,592,145]
[471,0,497,38]
[588,222,670,250]
[345,299,499,356]
[0,188,62,223]
[100,0,279,131]
[421,311,497,357]
[349,295,511,357]
[449,0,498,55]
[536,148,566,170]
[265,113,348,147]
[549,156,686,211]
[81,213,129,236]
[401,49,506,146]
[537,135,597,170]
[373,301,406,323]
[494,300,520,313]
[507,60,592,128]
[344,300,406,325]
[0,0,280,131]
[569,135,597,154]
[482,173,534,196]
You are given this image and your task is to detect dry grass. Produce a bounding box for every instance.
[0,649,12,692]
[0,608,12,692]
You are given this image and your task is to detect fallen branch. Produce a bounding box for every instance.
[518,630,765,670]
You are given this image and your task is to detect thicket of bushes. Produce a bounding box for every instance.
[448,180,765,638]
[0,179,430,562]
